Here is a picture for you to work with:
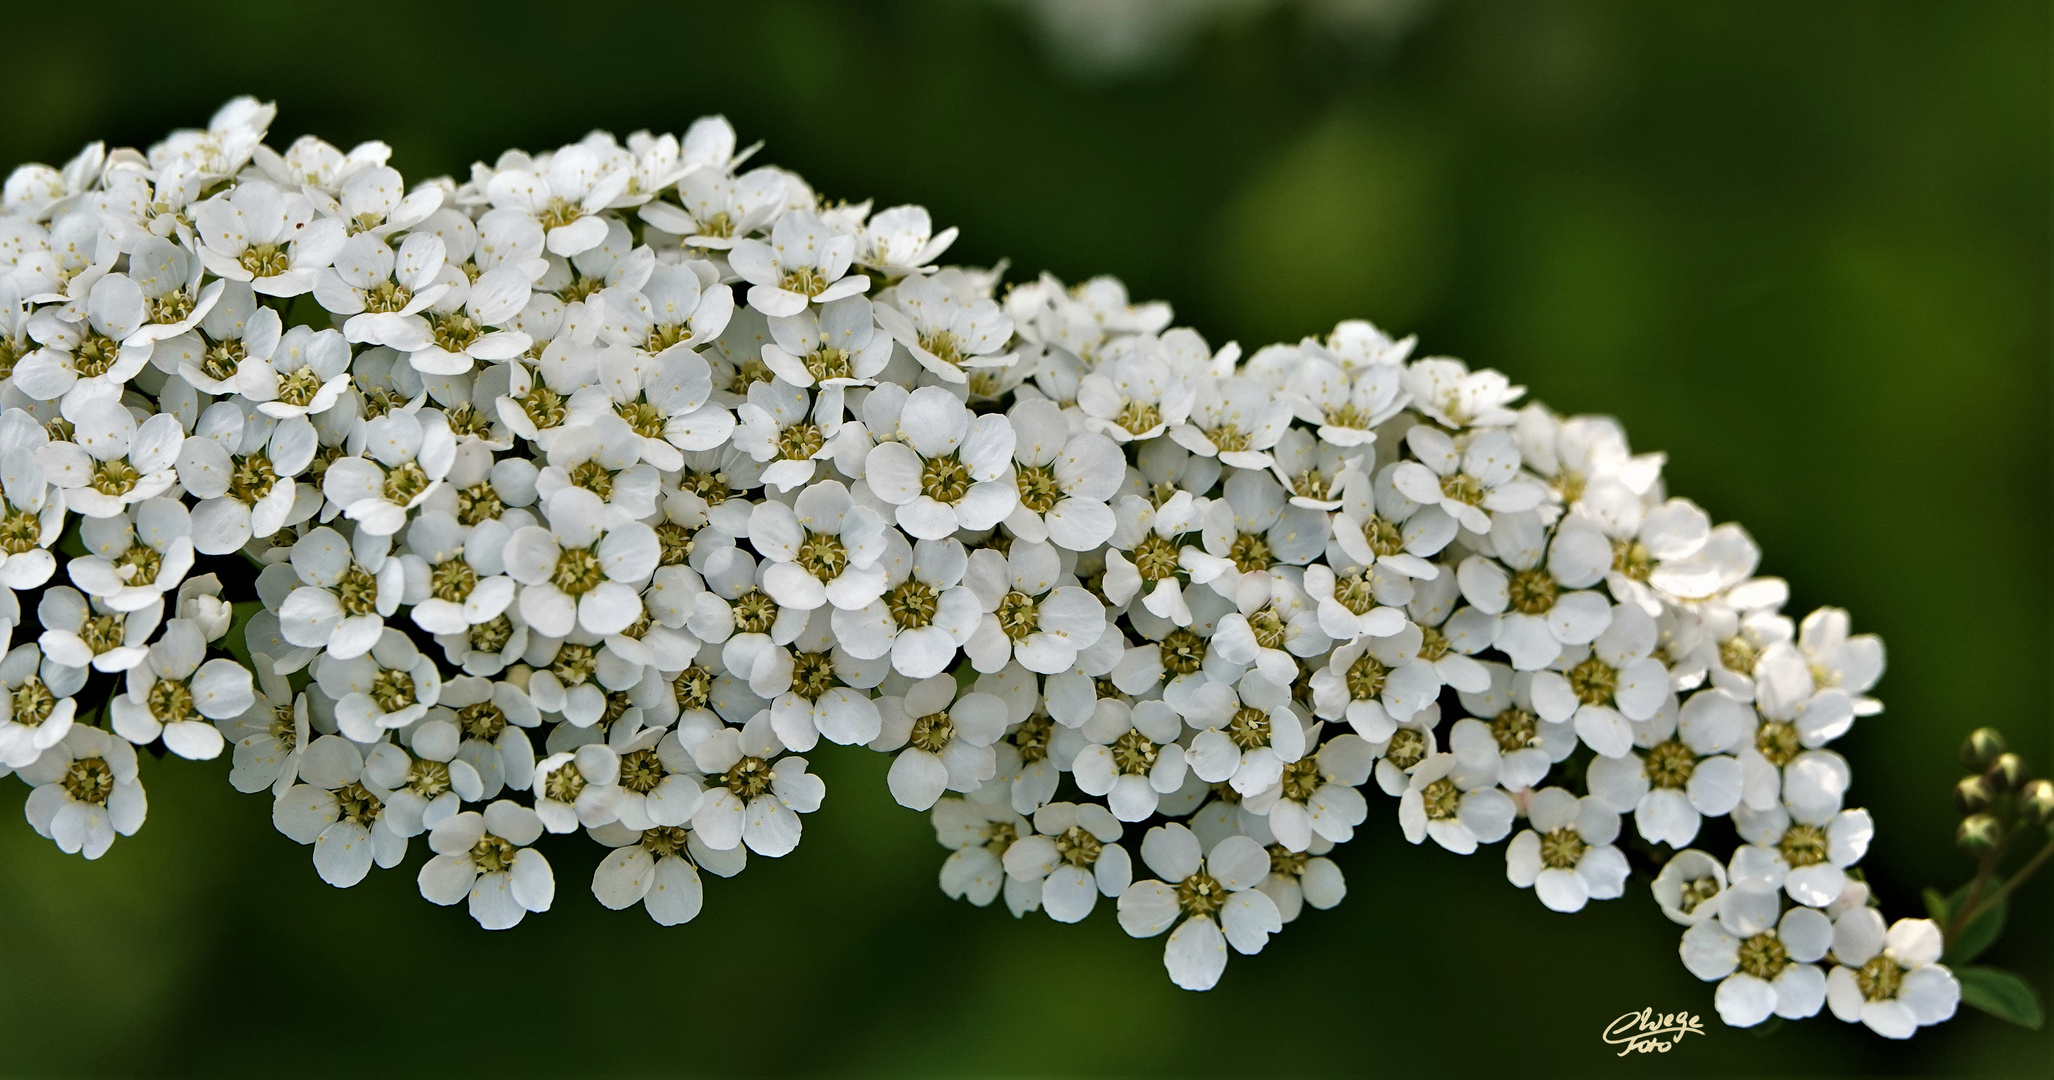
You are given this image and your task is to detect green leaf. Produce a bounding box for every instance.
[1923,886,1950,922]
[1957,966,2044,1029]
[1943,877,2008,965]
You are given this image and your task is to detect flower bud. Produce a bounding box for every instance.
[1961,728,2007,770]
[1954,775,1994,815]
[1956,814,2003,854]
[2021,779,2054,827]
[177,574,234,643]
[1985,752,2029,793]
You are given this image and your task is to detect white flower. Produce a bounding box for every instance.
[1728,803,1874,908]
[313,627,442,740]
[1825,913,1959,1039]
[1180,674,1307,797]
[1245,732,1373,853]
[433,675,537,799]
[174,574,232,642]
[729,210,868,317]
[1454,512,1612,672]
[239,324,353,419]
[1527,602,1674,758]
[640,165,786,249]
[564,345,734,472]
[37,401,183,518]
[1738,645,1858,812]
[748,479,889,612]
[1398,751,1516,854]
[489,146,630,256]
[757,294,891,389]
[176,401,317,555]
[270,733,406,885]
[830,531,980,678]
[1116,824,1282,991]
[405,267,533,375]
[68,497,196,613]
[532,744,624,832]
[1559,484,1711,614]
[315,162,440,234]
[932,792,1035,912]
[745,607,885,752]
[1168,375,1291,470]
[0,442,65,589]
[1401,357,1524,428]
[1070,698,1189,821]
[1653,849,1730,926]
[1000,397,1123,551]
[192,181,346,296]
[1209,569,1330,689]
[524,639,623,728]
[1505,787,1629,912]
[1681,905,1832,1027]
[418,800,555,929]
[315,230,449,345]
[1329,465,1455,580]
[1644,521,1763,601]
[1254,832,1346,924]
[506,486,660,638]
[604,726,705,833]
[1267,427,1361,510]
[1077,350,1193,443]
[0,643,83,768]
[1300,560,1407,648]
[962,540,1106,675]
[109,618,248,760]
[396,510,518,635]
[1282,358,1407,446]
[874,675,1008,810]
[215,655,307,795]
[1001,801,1133,923]
[1586,693,1744,848]
[1186,470,1329,602]
[321,409,457,536]
[14,279,154,405]
[1447,664,1573,793]
[730,378,843,492]
[591,823,727,925]
[19,724,144,859]
[872,270,1011,382]
[1103,490,1206,626]
[530,415,663,527]
[1795,607,1884,716]
[687,710,826,856]
[863,385,1017,540]
[855,204,958,276]
[275,526,404,659]
[1392,425,1544,535]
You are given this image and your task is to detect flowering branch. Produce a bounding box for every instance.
[0,97,1962,1038]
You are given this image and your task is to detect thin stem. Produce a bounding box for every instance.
[1938,821,2021,948]
[1946,848,2003,945]
[1968,838,2054,918]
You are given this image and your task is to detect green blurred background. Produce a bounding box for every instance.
[0,1,2046,1076]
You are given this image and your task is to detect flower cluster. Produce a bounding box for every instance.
[0,100,1951,1032]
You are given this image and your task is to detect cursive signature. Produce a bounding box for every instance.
[1602,1007,1706,1056]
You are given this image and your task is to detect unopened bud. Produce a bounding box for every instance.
[1985,752,2029,793]
[2021,779,2054,827]
[1956,814,2003,854]
[1961,728,2007,770]
[1954,775,1994,815]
